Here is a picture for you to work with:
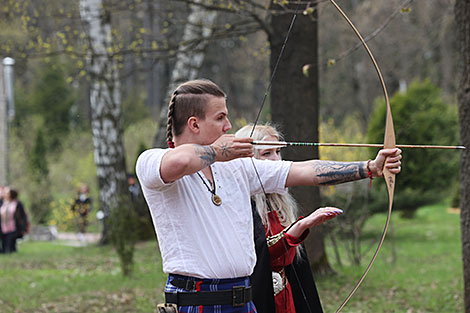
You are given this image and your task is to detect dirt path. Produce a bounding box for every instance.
[55,232,101,246]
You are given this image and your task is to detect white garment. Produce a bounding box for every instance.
[136,148,291,279]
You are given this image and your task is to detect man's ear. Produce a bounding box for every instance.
[187,116,200,134]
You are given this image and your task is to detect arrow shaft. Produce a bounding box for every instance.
[252,141,465,150]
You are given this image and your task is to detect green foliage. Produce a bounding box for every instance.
[28,129,53,224]
[322,181,371,265]
[134,141,148,173]
[29,129,49,177]
[122,89,150,130]
[9,61,76,224]
[319,115,370,162]
[367,80,459,217]
[48,198,76,232]
[131,141,155,241]
[124,118,157,172]
[47,130,98,202]
[319,115,374,264]
[32,62,75,151]
[27,178,53,225]
[451,186,460,208]
[109,195,138,277]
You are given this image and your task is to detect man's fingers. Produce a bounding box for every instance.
[380,148,401,156]
[385,160,401,167]
[234,137,254,143]
[388,166,401,174]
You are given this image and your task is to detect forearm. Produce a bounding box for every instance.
[287,160,368,187]
[285,218,310,238]
[267,231,308,260]
[160,144,216,183]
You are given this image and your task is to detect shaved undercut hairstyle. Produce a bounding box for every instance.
[166,79,226,146]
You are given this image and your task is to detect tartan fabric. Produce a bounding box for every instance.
[165,274,257,313]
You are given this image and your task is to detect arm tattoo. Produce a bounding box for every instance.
[217,143,231,157]
[193,145,216,167]
[315,161,366,185]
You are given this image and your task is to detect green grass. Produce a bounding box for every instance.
[318,201,463,313]
[0,241,167,312]
[0,201,463,312]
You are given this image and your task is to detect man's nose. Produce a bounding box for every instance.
[225,119,232,132]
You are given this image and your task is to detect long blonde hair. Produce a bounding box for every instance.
[235,124,299,233]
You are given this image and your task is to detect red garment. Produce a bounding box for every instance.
[266,211,309,313]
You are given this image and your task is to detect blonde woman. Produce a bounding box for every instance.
[236,124,342,313]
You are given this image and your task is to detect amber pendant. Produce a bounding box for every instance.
[212,194,222,206]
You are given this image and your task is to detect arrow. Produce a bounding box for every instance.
[252,141,465,150]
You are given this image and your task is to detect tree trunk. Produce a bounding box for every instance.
[456,0,470,311]
[269,2,332,274]
[153,0,217,147]
[143,0,168,118]
[80,0,129,244]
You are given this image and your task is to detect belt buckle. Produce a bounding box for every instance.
[232,286,245,307]
[185,280,196,291]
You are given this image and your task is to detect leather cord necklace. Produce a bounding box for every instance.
[196,171,222,206]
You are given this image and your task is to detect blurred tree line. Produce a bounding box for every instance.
[0,0,461,277]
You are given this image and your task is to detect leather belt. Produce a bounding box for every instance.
[165,285,252,307]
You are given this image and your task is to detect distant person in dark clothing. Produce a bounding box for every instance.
[0,186,5,236]
[0,188,29,253]
[0,186,5,205]
[128,174,141,202]
[71,184,92,240]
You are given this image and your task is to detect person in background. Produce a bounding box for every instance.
[71,184,93,241]
[128,173,141,202]
[0,188,28,253]
[237,124,340,313]
[0,186,5,251]
[0,186,5,206]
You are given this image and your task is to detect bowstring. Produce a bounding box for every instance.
[248,2,313,313]
[250,2,299,137]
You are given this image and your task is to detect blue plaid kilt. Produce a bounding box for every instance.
[165,274,257,313]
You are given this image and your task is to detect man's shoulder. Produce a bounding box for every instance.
[136,148,170,169]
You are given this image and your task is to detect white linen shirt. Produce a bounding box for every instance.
[136,148,292,279]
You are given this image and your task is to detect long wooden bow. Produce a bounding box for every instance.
[249,0,400,311]
[328,0,396,311]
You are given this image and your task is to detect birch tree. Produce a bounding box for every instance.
[79,0,130,243]
[153,0,217,147]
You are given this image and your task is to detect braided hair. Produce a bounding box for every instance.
[166,91,178,148]
[166,79,226,148]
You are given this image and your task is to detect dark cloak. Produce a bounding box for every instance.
[250,205,324,313]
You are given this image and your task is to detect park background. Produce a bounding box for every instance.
[0,0,469,312]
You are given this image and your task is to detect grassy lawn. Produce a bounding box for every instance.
[0,241,167,312]
[318,201,463,313]
[0,201,463,312]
